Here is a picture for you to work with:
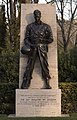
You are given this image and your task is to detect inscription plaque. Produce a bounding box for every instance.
[17,94,58,106]
[16,89,61,117]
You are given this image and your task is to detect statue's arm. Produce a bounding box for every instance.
[24,25,30,45]
[45,25,53,44]
[24,25,34,46]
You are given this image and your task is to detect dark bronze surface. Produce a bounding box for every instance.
[21,10,53,89]
[34,0,39,3]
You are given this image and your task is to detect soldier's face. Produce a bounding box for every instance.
[34,12,41,23]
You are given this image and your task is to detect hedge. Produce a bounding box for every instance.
[0,51,19,83]
[59,82,77,114]
[58,47,77,82]
[0,83,77,115]
[0,83,18,114]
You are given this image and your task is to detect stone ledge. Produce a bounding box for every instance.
[8,114,69,118]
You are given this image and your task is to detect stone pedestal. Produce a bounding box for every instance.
[16,89,61,117]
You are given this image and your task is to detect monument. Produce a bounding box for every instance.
[16,2,61,117]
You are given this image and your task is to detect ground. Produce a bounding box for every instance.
[0,114,77,120]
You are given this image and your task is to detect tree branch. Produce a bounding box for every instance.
[66,4,77,47]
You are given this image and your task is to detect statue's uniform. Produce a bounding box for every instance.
[21,21,53,88]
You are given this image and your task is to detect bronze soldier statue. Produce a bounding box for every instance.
[21,9,53,89]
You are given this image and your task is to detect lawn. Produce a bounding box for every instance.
[0,114,77,120]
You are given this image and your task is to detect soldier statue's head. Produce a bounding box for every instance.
[33,10,41,24]
[34,0,39,3]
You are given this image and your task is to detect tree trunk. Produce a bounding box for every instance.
[14,0,16,18]
[9,0,14,19]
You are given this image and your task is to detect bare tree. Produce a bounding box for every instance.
[21,0,39,3]
[4,0,77,52]
[45,0,77,52]
[21,0,32,3]
[2,0,20,50]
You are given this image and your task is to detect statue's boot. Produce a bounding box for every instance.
[21,78,31,89]
[42,79,52,89]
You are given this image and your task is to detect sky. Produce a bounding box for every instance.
[39,0,46,3]
[0,0,49,4]
[0,0,77,20]
[0,0,47,19]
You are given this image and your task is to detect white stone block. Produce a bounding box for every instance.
[16,89,61,117]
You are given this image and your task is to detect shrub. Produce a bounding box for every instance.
[0,83,18,114]
[59,82,77,114]
[0,50,19,83]
[58,47,77,82]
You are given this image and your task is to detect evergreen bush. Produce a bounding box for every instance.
[58,47,77,82]
[0,83,18,114]
[59,83,77,114]
[0,50,19,83]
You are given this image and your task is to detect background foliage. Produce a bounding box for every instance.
[58,47,77,82]
[59,83,77,114]
[0,83,18,114]
[0,50,19,83]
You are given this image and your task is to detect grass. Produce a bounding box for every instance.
[0,114,77,120]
